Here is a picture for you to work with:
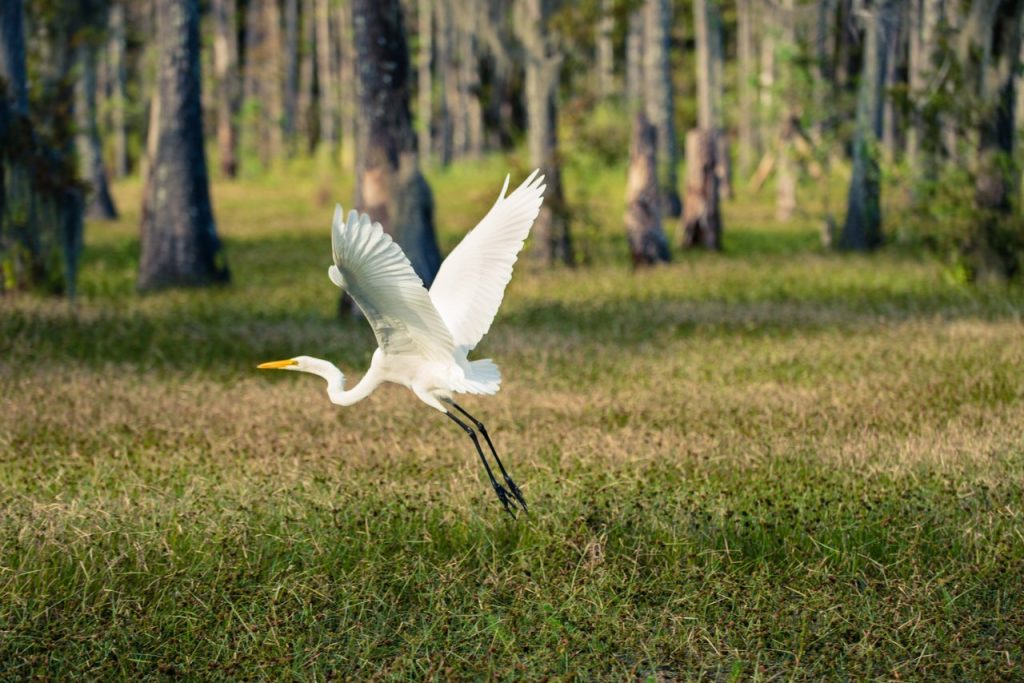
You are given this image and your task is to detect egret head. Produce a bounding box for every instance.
[257,355,330,376]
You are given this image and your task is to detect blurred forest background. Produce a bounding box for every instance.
[1,0,1022,294]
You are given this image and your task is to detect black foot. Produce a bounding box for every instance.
[492,482,518,518]
[503,476,528,513]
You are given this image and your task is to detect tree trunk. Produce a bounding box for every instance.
[813,0,837,143]
[625,112,670,265]
[644,0,681,218]
[775,0,797,221]
[461,28,484,159]
[417,0,433,162]
[337,2,357,170]
[737,0,757,176]
[965,0,1023,279]
[108,2,129,177]
[212,0,240,177]
[839,0,898,251]
[520,0,573,265]
[626,9,644,110]
[681,129,723,249]
[315,0,337,150]
[75,44,119,220]
[297,0,316,152]
[596,0,614,98]
[352,0,442,285]
[264,0,285,160]
[139,0,229,290]
[907,0,940,184]
[435,0,453,164]
[695,0,730,199]
[283,0,299,153]
[881,4,904,161]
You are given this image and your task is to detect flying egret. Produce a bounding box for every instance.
[259,170,545,516]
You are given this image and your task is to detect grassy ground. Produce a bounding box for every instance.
[2,158,1024,679]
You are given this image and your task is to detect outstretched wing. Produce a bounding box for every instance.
[329,206,454,362]
[429,170,545,351]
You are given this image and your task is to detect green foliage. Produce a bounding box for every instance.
[894,160,1023,282]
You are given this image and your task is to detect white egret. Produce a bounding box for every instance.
[259,170,545,516]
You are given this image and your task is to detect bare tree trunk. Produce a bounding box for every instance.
[907,0,940,184]
[265,0,285,161]
[418,0,433,162]
[681,129,722,249]
[839,0,899,251]
[435,0,453,164]
[644,0,681,218]
[519,0,573,265]
[315,0,337,151]
[695,0,730,199]
[139,0,229,290]
[243,0,270,165]
[462,28,484,159]
[283,0,299,153]
[108,2,129,177]
[352,0,442,285]
[625,112,670,265]
[964,0,1023,279]
[882,4,904,161]
[775,0,796,221]
[813,0,837,143]
[337,2,357,171]
[212,0,240,177]
[297,0,316,152]
[75,44,119,220]
[737,0,757,176]
[626,9,644,110]
[596,0,614,98]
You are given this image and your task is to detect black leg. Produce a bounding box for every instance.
[446,411,517,517]
[451,402,528,513]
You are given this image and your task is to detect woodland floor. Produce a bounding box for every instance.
[2,157,1024,679]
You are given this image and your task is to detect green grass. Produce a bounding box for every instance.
[2,157,1024,679]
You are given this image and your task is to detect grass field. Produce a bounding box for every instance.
[3,158,1024,679]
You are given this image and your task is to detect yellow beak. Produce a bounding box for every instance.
[257,359,298,370]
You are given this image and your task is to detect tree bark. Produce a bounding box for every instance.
[75,44,119,220]
[417,0,433,163]
[839,0,899,251]
[108,2,129,177]
[625,112,670,265]
[626,9,644,110]
[139,0,229,290]
[966,0,1023,279]
[337,1,357,170]
[737,0,757,175]
[596,0,614,98]
[297,0,316,152]
[695,0,730,199]
[881,4,904,161]
[519,0,573,265]
[212,0,240,176]
[315,0,337,150]
[265,0,285,160]
[681,129,723,249]
[775,0,797,221]
[352,0,442,285]
[461,27,484,159]
[644,0,681,218]
[283,0,299,152]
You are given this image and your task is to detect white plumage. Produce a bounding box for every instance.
[259,171,545,515]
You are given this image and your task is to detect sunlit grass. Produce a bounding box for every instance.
[2,157,1023,678]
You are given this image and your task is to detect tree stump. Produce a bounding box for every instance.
[624,112,670,265]
[680,128,723,250]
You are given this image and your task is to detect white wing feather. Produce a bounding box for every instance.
[329,206,454,362]
[429,170,545,351]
